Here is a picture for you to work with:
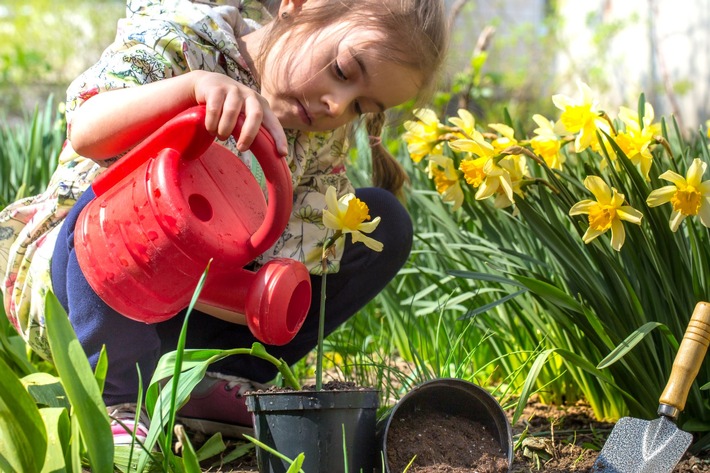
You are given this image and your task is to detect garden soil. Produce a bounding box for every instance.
[198,395,710,472]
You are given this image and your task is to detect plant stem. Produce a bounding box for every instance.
[316,272,327,391]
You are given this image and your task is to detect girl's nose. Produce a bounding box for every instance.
[324,90,353,118]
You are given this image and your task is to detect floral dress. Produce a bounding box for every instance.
[0,0,353,359]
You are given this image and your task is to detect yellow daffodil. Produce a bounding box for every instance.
[611,104,661,180]
[706,119,710,139]
[449,133,496,160]
[488,123,519,153]
[448,109,482,140]
[569,176,643,250]
[402,108,444,163]
[552,81,606,153]
[459,156,490,188]
[427,155,464,210]
[323,186,383,252]
[531,114,565,170]
[476,158,514,203]
[646,158,710,232]
[450,134,513,203]
[493,154,528,209]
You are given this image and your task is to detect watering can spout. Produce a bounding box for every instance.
[75,105,311,345]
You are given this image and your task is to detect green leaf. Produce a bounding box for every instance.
[250,342,269,358]
[175,426,201,473]
[511,348,556,424]
[94,346,109,395]
[219,442,254,464]
[39,407,70,473]
[44,291,113,472]
[142,364,209,465]
[195,433,226,461]
[244,434,306,473]
[447,270,526,287]
[0,355,47,473]
[597,322,675,369]
[511,274,584,312]
[22,372,69,409]
[459,290,527,320]
[287,454,305,473]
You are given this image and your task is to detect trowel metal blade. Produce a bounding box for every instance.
[592,416,692,473]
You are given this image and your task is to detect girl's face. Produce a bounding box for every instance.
[259,23,422,132]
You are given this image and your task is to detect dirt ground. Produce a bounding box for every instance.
[196,395,710,472]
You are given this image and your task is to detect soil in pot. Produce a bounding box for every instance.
[385,403,509,473]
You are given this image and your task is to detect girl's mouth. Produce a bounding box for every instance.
[297,100,312,126]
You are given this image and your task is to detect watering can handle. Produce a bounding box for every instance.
[91,105,292,255]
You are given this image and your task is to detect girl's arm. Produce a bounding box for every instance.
[69,70,288,159]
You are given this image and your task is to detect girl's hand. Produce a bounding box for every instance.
[70,71,288,160]
[192,71,288,156]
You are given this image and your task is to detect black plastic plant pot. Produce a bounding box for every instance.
[245,388,379,473]
[377,378,513,472]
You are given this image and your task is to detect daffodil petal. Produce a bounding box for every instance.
[698,200,710,228]
[669,210,686,232]
[584,176,611,203]
[617,206,643,225]
[659,170,686,187]
[356,217,381,234]
[325,186,339,212]
[351,231,384,252]
[322,211,341,230]
[646,186,677,207]
[582,227,604,244]
[499,175,514,202]
[476,178,499,200]
[551,94,571,110]
[610,219,626,251]
[686,158,707,187]
[569,200,595,215]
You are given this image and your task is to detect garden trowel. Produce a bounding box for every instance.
[591,301,710,473]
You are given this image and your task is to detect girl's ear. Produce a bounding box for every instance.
[277,0,308,18]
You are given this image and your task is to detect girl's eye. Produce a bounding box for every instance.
[334,61,347,80]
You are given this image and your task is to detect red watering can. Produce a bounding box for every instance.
[74,105,311,346]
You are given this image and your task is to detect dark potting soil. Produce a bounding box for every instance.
[251,380,366,393]
[385,406,509,473]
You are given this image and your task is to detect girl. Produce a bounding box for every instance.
[0,0,448,443]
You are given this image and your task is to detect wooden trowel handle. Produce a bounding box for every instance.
[659,301,710,416]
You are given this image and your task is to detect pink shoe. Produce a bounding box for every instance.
[177,372,263,438]
[107,403,150,446]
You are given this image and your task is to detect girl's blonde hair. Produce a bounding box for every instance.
[257,0,449,197]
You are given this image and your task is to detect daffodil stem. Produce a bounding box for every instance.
[315,272,326,391]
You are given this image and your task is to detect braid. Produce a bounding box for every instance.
[366,112,409,199]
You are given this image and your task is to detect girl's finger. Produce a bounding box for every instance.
[261,110,288,157]
[217,91,245,141]
[235,95,265,152]
[203,91,228,137]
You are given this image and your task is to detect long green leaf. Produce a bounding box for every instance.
[40,407,70,473]
[22,372,70,409]
[0,355,47,473]
[597,322,677,369]
[511,274,584,312]
[44,291,113,472]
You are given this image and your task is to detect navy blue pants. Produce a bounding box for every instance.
[51,186,412,405]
